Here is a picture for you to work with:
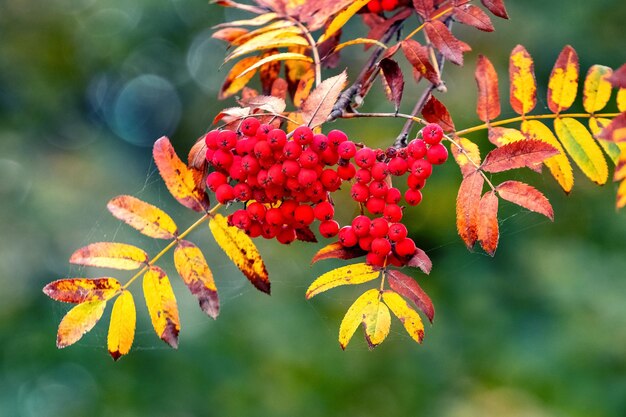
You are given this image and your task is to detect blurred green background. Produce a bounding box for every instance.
[2,0,626,416]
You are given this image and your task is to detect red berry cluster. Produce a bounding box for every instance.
[367,0,399,13]
[204,118,448,267]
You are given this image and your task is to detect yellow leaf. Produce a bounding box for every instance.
[107,195,178,240]
[56,300,106,348]
[618,88,626,113]
[583,65,613,113]
[589,117,622,164]
[509,45,537,115]
[227,20,295,46]
[69,242,148,270]
[382,290,425,344]
[522,120,574,193]
[332,38,387,53]
[318,0,370,43]
[293,68,315,108]
[236,53,313,79]
[451,137,481,178]
[213,12,279,28]
[286,112,305,133]
[209,214,270,294]
[617,179,626,209]
[554,117,608,185]
[488,127,525,147]
[547,46,579,114]
[219,56,262,99]
[43,277,121,303]
[107,290,136,361]
[362,296,391,349]
[225,29,309,63]
[143,266,180,348]
[174,240,219,319]
[338,289,378,350]
[306,263,379,299]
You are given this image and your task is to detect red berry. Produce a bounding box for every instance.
[388,223,407,242]
[311,134,329,153]
[320,169,341,191]
[261,224,280,239]
[319,220,340,238]
[337,141,357,159]
[386,187,402,204]
[387,157,408,176]
[394,237,417,258]
[293,126,314,145]
[280,200,298,222]
[404,189,423,206]
[422,123,444,145]
[352,215,371,237]
[381,0,398,11]
[365,197,385,215]
[241,155,260,174]
[298,168,318,188]
[247,222,263,238]
[350,183,369,202]
[369,218,389,238]
[205,130,219,150]
[265,208,284,226]
[354,147,376,168]
[337,163,356,180]
[253,141,272,160]
[383,204,403,222]
[206,171,227,192]
[366,252,386,267]
[411,159,433,179]
[426,143,448,165]
[299,149,319,169]
[231,209,251,230]
[327,130,348,148]
[256,124,272,140]
[276,226,296,244]
[366,0,383,14]
[338,226,358,247]
[355,168,372,184]
[407,174,426,190]
[294,204,315,226]
[268,164,285,185]
[320,147,340,166]
[371,238,392,256]
[212,149,234,170]
[371,162,388,181]
[240,117,260,136]
[407,139,427,159]
[369,181,388,198]
[215,183,235,204]
[387,254,404,267]
[217,130,237,150]
[314,201,334,221]
[246,202,266,221]
[359,235,374,251]
[233,183,251,201]
[283,141,303,160]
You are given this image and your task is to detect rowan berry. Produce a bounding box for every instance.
[337,162,356,180]
[327,130,348,148]
[337,141,357,159]
[407,138,427,159]
[320,169,341,191]
[366,0,382,14]
[281,160,300,178]
[411,159,433,179]
[369,217,389,238]
[407,174,426,190]
[276,226,296,244]
[371,162,388,181]
[404,189,423,206]
[371,238,392,256]
[350,183,369,202]
[280,200,298,222]
[359,235,374,251]
[311,134,329,153]
[319,220,340,238]
[338,226,358,247]
[231,209,251,229]
[387,157,408,176]
[253,141,272,160]
[355,168,372,184]
[265,208,284,227]
[206,171,227,192]
[426,143,449,165]
[299,149,319,169]
[369,181,388,198]
[293,126,314,145]
[352,215,371,237]
[247,222,263,238]
[381,0,398,11]
[240,117,260,137]
[386,187,402,204]
[267,128,287,149]
[283,140,302,160]
[217,130,237,150]
[366,252,385,267]
[215,183,235,204]
[205,130,219,149]
[395,237,417,258]
[294,204,315,226]
[422,123,444,145]
[298,168,318,188]
[233,183,251,201]
[320,147,340,166]
[246,202,266,221]
[388,223,407,242]
[365,197,386,215]
[256,124,272,140]
[355,147,376,168]
[313,201,334,221]
[383,203,403,222]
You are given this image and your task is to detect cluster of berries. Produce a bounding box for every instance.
[204,118,448,267]
[366,0,400,14]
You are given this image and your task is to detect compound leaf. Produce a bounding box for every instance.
[107,290,136,361]
[481,140,558,173]
[496,180,554,220]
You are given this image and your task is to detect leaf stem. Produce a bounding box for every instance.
[455,112,620,136]
[122,204,223,290]
[339,111,427,126]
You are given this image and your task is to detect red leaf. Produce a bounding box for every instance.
[379,58,405,112]
[153,137,211,212]
[475,55,501,122]
[387,269,435,323]
[608,64,626,88]
[424,20,471,66]
[366,9,412,47]
[453,4,494,32]
[496,180,554,220]
[412,0,434,19]
[311,242,367,264]
[481,140,558,173]
[422,95,455,132]
[406,248,432,274]
[296,227,318,243]
[400,39,441,86]
[456,171,484,249]
[480,0,508,19]
[477,191,499,256]
[598,113,626,143]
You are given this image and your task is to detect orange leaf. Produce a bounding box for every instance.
[174,240,219,319]
[480,0,508,19]
[306,263,380,299]
[56,300,107,348]
[617,88,626,113]
[509,45,537,115]
[453,4,494,32]
[382,290,425,344]
[69,242,148,270]
[212,27,249,44]
[219,56,262,99]
[598,113,626,143]
[456,171,484,249]
[311,242,367,264]
[451,137,481,177]
[617,179,626,209]
[583,65,613,114]
[107,290,136,361]
[496,180,554,220]
[143,266,180,348]
[422,95,455,132]
[301,71,348,128]
[317,0,370,43]
[43,278,121,303]
[338,289,379,350]
[424,20,471,66]
[107,195,178,240]
[547,45,579,114]
[481,140,558,173]
[259,49,282,95]
[209,213,270,294]
[237,53,313,80]
[475,55,500,122]
[153,137,210,213]
[477,191,499,256]
[386,269,434,322]
[400,39,441,86]
[487,127,525,147]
